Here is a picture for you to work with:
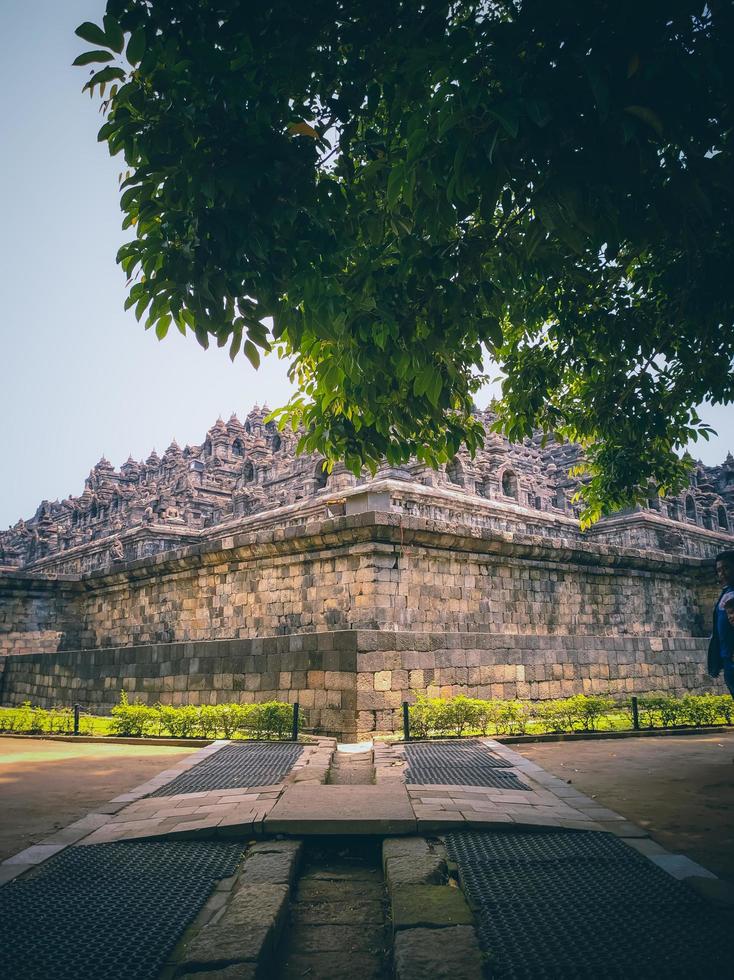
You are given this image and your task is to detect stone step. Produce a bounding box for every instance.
[274,839,390,980]
[327,747,376,785]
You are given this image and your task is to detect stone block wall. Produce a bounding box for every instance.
[1,630,65,656]
[0,631,359,738]
[0,628,715,740]
[353,631,714,734]
[4,515,710,653]
[0,511,722,739]
[0,576,85,653]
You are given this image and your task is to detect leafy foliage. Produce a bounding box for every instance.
[76,2,734,521]
[108,692,297,739]
[407,692,733,737]
[0,703,97,735]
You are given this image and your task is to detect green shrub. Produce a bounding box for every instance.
[240,701,294,739]
[406,690,733,739]
[157,703,199,738]
[0,702,38,733]
[110,691,159,737]
[532,699,574,734]
[680,694,724,727]
[214,703,248,738]
[712,695,734,725]
[0,702,96,735]
[442,695,483,736]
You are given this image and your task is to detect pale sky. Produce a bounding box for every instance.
[0,1,731,529]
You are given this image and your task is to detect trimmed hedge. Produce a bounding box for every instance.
[0,702,98,736]
[408,693,734,738]
[109,692,297,739]
[0,693,299,740]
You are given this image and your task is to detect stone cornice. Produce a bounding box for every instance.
[1,505,715,594]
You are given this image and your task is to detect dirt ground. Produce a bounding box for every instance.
[519,731,734,880]
[0,737,197,862]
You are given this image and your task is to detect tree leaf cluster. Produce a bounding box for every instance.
[76,1,734,521]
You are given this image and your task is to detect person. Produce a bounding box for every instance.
[708,551,734,697]
[726,595,734,630]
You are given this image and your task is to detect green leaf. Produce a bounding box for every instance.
[73,50,115,66]
[83,65,126,93]
[488,104,519,138]
[103,14,125,54]
[243,339,260,368]
[155,314,171,339]
[623,105,664,138]
[126,28,146,66]
[75,22,109,47]
[386,163,404,209]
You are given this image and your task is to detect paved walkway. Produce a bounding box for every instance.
[2,733,731,980]
[519,731,734,881]
[1,735,719,885]
[0,737,197,862]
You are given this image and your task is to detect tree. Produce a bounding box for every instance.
[75,1,734,524]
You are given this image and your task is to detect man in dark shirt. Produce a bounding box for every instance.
[709,551,734,697]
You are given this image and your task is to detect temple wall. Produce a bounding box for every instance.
[354,632,714,734]
[0,631,714,739]
[0,633,358,737]
[0,511,722,738]
[0,577,85,654]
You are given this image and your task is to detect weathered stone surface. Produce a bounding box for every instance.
[178,966,256,980]
[238,847,301,886]
[295,898,385,926]
[385,854,447,888]
[393,926,484,980]
[296,879,384,903]
[391,885,474,930]
[279,952,385,980]
[288,924,386,955]
[383,836,448,888]
[180,883,288,971]
[265,784,416,835]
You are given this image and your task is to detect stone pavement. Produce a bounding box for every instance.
[0,735,721,885]
[0,738,334,883]
[2,732,731,980]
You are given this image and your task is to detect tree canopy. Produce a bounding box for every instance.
[76,1,734,524]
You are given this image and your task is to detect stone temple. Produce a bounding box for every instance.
[1,404,732,739]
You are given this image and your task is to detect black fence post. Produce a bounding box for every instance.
[73,703,81,736]
[631,696,640,731]
[292,702,300,741]
[402,701,410,742]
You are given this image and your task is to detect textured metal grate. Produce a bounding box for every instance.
[404,741,528,789]
[406,740,513,767]
[458,857,703,911]
[0,840,245,980]
[150,740,303,796]
[446,827,641,864]
[475,902,726,980]
[445,829,727,980]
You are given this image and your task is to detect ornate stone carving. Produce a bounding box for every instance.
[2,405,732,573]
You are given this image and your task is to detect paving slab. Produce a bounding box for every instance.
[179,883,288,971]
[391,884,475,930]
[287,923,386,955]
[649,853,717,881]
[393,926,484,980]
[179,967,256,980]
[265,784,417,835]
[279,951,386,980]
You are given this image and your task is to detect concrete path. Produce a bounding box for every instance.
[518,731,734,881]
[2,733,732,980]
[0,735,721,887]
[0,737,197,862]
